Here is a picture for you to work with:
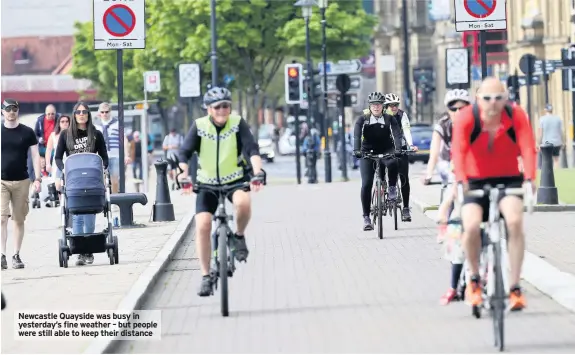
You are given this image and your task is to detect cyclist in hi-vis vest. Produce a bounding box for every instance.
[178,87,265,297]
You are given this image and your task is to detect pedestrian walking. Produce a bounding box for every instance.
[95,102,130,194]
[163,128,184,183]
[54,102,109,266]
[44,115,70,191]
[1,99,42,270]
[34,104,59,171]
[537,104,565,168]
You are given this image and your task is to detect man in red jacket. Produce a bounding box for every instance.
[451,77,537,312]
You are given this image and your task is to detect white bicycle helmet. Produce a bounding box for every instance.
[444,89,471,107]
[383,93,400,105]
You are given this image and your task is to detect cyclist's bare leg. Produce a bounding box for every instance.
[498,196,524,286]
[232,190,251,236]
[461,204,483,275]
[438,184,457,223]
[195,212,213,275]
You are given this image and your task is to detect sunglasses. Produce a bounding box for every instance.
[448,105,469,112]
[75,110,89,115]
[481,95,505,102]
[100,111,110,114]
[4,106,18,112]
[212,103,231,110]
[387,103,399,108]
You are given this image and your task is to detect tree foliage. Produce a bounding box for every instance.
[70,0,376,111]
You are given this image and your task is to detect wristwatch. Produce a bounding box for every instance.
[35,177,42,183]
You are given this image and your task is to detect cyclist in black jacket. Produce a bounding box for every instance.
[353,92,403,231]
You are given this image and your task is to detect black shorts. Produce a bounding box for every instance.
[195,178,250,214]
[463,175,523,222]
[551,146,561,157]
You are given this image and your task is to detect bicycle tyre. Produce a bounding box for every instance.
[218,226,229,317]
[377,179,383,239]
[393,200,398,230]
[492,240,505,351]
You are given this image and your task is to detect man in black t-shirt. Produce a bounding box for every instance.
[1,99,42,270]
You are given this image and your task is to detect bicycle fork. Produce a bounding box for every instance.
[210,223,237,288]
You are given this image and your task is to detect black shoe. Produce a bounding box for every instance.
[363,216,374,231]
[401,207,412,222]
[230,234,249,262]
[12,254,25,269]
[85,254,94,264]
[197,275,214,297]
[1,255,7,270]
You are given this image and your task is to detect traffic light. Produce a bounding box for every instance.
[285,63,304,104]
[304,69,322,100]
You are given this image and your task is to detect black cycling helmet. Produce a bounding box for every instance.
[367,91,384,104]
[203,87,232,107]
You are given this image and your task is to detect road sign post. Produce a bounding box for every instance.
[141,71,161,193]
[519,53,537,122]
[93,0,146,193]
[454,0,507,80]
[336,74,351,182]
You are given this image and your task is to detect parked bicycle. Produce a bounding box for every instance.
[458,182,534,352]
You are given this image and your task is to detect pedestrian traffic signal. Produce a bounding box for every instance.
[285,63,304,104]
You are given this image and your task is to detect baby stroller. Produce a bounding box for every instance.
[58,153,118,268]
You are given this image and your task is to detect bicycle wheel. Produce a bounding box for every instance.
[377,178,383,239]
[218,226,229,317]
[393,200,399,230]
[492,240,505,351]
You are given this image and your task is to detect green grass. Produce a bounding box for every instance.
[537,168,575,204]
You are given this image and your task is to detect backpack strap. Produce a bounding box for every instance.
[471,103,516,145]
[470,103,482,144]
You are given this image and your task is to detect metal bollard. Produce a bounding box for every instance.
[536,142,559,205]
[152,159,175,222]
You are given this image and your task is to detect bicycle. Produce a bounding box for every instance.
[458,182,534,352]
[176,169,266,317]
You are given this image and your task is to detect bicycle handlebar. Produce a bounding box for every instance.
[362,149,416,160]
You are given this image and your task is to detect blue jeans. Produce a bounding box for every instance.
[72,214,96,234]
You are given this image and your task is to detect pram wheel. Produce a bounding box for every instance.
[107,249,115,265]
[113,235,119,264]
[62,250,69,268]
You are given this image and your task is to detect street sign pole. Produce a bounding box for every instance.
[336,74,351,182]
[480,30,487,79]
[116,49,126,193]
[542,59,550,105]
[527,54,533,123]
[142,83,149,193]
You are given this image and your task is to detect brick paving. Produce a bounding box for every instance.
[0,171,194,354]
[115,182,575,354]
[408,170,575,277]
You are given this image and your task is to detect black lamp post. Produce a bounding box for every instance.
[210,0,218,86]
[318,0,332,183]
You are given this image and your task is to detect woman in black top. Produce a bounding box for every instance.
[353,92,403,231]
[55,102,108,266]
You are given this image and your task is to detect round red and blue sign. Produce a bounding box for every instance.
[464,0,497,19]
[103,4,136,37]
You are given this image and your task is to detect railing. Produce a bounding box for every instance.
[1,75,94,92]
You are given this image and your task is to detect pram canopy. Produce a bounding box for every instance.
[64,153,106,214]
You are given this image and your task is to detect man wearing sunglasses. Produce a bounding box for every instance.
[1,99,42,270]
[451,77,537,312]
[34,104,59,170]
[178,87,265,297]
[383,93,418,222]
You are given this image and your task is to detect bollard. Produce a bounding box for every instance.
[152,159,175,222]
[537,142,559,205]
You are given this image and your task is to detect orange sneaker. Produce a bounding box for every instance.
[509,287,526,311]
[440,288,457,306]
[465,279,483,307]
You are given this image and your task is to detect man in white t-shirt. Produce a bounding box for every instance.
[95,102,130,193]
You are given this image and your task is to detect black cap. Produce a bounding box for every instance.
[2,99,19,109]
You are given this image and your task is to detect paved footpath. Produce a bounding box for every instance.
[115,182,575,353]
[1,171,194,354]
[408,167,575,278]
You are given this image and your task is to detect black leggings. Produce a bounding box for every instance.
[398,154,410,208]
[360,157,399,216]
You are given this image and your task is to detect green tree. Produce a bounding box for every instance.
[70,0,376,121]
